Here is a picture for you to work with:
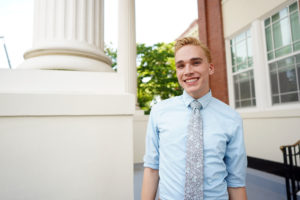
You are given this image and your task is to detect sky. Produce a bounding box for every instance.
[0,0,197,69]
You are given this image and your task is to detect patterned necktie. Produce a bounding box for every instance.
[184,100,204,200]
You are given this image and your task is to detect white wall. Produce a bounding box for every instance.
[223,0,300,163]
[0,69,135,200]
[0,116,133,200]
[222,0,288,37]
[242,109,300,163]
[133,114,148,163]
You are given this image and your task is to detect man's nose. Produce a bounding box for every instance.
[184,64,193,75]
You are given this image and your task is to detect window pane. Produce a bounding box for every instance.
[272,8,288,22]
[247,36,253,64]
[265,27,273,51]
[236,41,247,64]
[270,71,279,94]
[278,67,297,93]
[248,57,253,67]
[273,18,291,49]
[290,12,300,42]
[237,62,247,71]
[281,93,298,102]
[269,62,277,72]
[241,100,252,107]
[234,75,240,101]
[296,54,300,63]
[289,2,298,13]
[275,45,292,57]
[250,71,255,98]
[239,72,251,99]
[294,41,300,51]
[297,63,300,92]
[265,18,271,26]
[235,101,240,108]
[270,62,279,95]
[268,52,274,60]
[230,45,236,66]
[272,95,280,104]
[232,66,237,73]
[278,56,294,68]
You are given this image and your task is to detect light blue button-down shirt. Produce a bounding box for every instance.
[144,91,247,200]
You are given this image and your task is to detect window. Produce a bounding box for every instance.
[230,30,256,108]
[265,1,300,104]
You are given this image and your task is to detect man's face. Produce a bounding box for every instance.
[175,45,214,99]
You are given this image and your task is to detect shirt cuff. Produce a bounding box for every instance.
[227,182,246,188]
[143,163,159,170]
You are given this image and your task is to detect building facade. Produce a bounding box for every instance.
[196,0,300,166]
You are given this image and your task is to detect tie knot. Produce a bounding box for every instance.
[190,100,202,110]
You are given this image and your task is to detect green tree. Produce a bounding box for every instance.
[137,42,182,114]
[104,42,182,114]
[104,44,117,71]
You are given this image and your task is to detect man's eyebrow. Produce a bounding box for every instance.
[175,57,203,65]
[190,57,203,61]
[175,60,184,65]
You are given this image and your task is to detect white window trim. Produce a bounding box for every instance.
[226,27,257,111]
[226,21,300,114]
[252,20,272,109]
[261,1,300,110]
[225,38,235,109]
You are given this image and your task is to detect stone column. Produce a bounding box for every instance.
[19,0,112,72]
[117,0,137,100]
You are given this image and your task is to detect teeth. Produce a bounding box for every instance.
[186,79,198,83]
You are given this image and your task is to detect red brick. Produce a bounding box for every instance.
[197,0,229,104]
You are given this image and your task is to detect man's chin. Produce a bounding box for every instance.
[185,89,200,97]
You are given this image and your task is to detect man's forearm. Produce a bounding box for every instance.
[141,167,159,200]
[228,187,247,200]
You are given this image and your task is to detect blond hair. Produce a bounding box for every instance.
[174,37,212,63]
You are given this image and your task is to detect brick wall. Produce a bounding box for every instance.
[197,0,229,104]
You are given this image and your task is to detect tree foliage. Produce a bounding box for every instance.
[104,42,182,114]
[104,44,117,71]
[137,42,182,114]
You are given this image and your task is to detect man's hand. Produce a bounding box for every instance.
[228,187,247,200]
[141,167,159,200]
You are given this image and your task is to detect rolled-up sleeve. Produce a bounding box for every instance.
[224,116,247,187]
[143,106,160,170]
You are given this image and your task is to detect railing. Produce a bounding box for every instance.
[0,36,11,69]
[280,140,300,200]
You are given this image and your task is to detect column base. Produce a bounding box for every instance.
[18,54,113,72]
[18,45,113,72]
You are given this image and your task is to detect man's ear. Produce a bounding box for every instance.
[209,64,215,75]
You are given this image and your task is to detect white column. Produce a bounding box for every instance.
[251,20,271,109]
[117,0,137,99]
[18,0,113,72]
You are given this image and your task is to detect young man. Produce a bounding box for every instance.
[141,37,247,200]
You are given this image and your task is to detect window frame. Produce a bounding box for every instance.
[226,0,300,112]
[263,0,300,106]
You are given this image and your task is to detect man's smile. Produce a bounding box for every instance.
[184,77,200,83]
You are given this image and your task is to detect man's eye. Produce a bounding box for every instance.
[193,61,201,65]
[176,64,184,69]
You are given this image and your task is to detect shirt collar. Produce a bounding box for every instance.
[182,90,212,109]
